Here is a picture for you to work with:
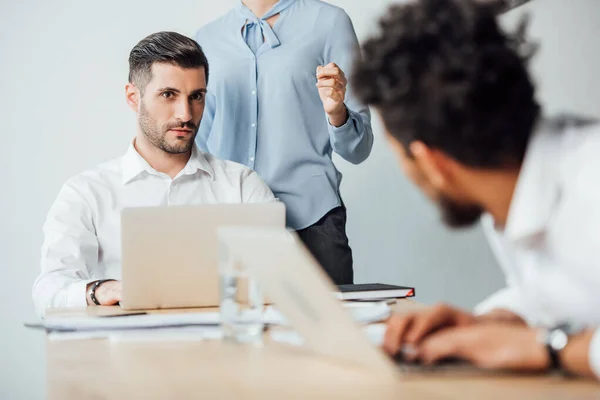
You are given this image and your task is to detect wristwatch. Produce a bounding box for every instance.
[538,324,571,370]
[87,279,116,306]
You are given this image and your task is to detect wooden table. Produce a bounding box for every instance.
[46,301,600,399]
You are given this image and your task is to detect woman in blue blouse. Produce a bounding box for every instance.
[195,0,373,284]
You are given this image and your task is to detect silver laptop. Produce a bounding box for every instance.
[120,203,285,310]
[219,227,501,377]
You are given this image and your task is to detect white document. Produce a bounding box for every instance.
[37,302,390,334]
[42,312,221,332]
[47,326,223,341]
[47,330,116,341]
[270,323,387,347]
[109,326,223,342]
[364,323,387,346]
[263,302,391,326]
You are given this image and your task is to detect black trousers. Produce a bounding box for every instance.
[296,205,354,285]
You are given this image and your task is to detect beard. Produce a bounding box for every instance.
[438,194,484,228]
[138,101,198,154]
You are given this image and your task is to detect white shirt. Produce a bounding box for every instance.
[33,143,276,317]
[473,116,600,378]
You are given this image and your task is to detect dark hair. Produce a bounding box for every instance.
[128,31,209,92]
[352,0,540,168]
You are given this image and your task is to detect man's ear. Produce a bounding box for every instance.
[409,141,453,191]
[125,83,140,112]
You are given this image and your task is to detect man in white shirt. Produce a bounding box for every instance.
[33,31,275,317]
[353,0,600,379]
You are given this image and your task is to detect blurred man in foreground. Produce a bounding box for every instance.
[353,0,600,379]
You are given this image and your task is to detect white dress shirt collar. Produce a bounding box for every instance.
[121,141,215,185]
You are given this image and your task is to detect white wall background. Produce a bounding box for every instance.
[1,0,599,398]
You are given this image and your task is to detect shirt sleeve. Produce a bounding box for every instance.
[195,30,215,153]
[589,329,600,379]
[32,178,98,317]
[474,287,529,321]
[473,215,530,322]
[323,9,374,165]
[241,170,277,204]
[196,91,216,153]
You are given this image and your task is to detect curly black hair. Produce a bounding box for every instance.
[352,0,540,168]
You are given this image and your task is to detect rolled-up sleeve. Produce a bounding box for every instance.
[32,178,98,317]
[194,30,216,154]
[474,215,530,322]
[196,91,216,153]
[324,10,373,165]
[589,329,600,380]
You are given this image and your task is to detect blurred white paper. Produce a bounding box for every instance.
[42,312,221,332]
[364,323,387,346]
[109,326,223,342]
[48,326,223,341]
[39,301,390,335]
[48,330,114,341]
[263,302,391,326]
[271,323,387,347]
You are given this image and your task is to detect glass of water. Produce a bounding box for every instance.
[218,234,264,344]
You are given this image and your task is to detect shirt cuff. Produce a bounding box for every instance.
[589,329,600,379]
[66,280,92,308]
[327,107,359,136]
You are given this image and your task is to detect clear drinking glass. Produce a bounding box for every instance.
[218,236,264,344]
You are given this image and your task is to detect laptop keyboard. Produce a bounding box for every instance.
[393,356,492,376]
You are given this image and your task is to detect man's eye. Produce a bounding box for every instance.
[191,93,205,101]
[161,92,174,99]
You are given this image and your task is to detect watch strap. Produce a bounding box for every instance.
[89,279,116,306]
[546,342,561,370]
[544,324,572,370]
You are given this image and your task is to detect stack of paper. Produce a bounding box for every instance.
[263,301,391,326]
[270,323,387,347]
[47,326,223,342]
[30,301,391,332]
[24,312,223,341]
[27,301,392,341]
[35,312,221,332]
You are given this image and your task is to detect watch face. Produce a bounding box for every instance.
[549,330,568,351]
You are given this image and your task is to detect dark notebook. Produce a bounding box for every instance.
[334,283,415,300]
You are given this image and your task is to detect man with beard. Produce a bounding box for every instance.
[33,32,275,317]
[352,0,600,379]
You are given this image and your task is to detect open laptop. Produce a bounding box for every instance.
[120,203,285,310]
[218,227,399,376]
[219,227,501,377]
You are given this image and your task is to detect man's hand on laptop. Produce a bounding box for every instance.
[383,304,526,359]
[384,304,476,359]
[86,280,122,306]
[397,319,597,377]
[414,324,550,371]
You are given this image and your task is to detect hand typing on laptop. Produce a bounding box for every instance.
[384,304,550,371]
[383,305,547,368]
[384,304,525,357]
[404,323,549,371]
